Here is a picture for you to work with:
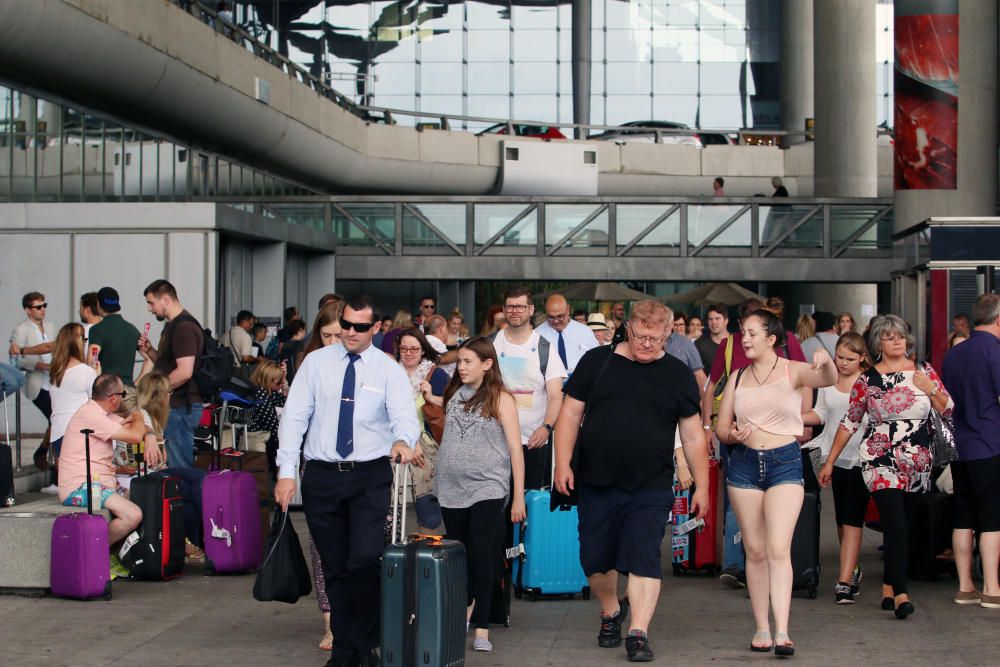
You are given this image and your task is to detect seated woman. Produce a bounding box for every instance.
[248,360,288,476]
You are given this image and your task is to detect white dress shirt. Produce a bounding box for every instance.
[535,319,598,374]
[276,342,419,480]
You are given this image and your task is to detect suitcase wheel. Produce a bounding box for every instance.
[503,615,511,628]
[514,588,523,600]
[528,590,538,602]
[807,586,817,600]
[672,565,681,577]
[203,558,216,576]
[582,586,591,601]
[102,580,113,601]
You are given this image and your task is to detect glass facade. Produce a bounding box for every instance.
[230,0,895,131]
[0,85,316,202]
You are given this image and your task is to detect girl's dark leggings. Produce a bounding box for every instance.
[441,497,506,629]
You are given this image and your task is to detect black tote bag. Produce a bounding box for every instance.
[253,509,312,604]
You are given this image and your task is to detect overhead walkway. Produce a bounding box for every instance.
[246,196,898,282]
[0,0,894,197]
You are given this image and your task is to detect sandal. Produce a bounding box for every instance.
[185,540,205,562]
[318,629,333,651]
[774,633,795,657]
[750,630,772,652]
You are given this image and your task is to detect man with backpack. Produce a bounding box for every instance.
[137,280,203,468]
[490,286,566,490]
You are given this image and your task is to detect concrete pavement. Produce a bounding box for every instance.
[1,488,997,666]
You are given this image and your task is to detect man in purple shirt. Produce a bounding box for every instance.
[941,293,1000,610]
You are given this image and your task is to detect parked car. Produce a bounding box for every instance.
[476,123,567,140]
[590,121,735,147]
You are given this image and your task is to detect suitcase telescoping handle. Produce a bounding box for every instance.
[390,460,409,546]
[80,428,95,516]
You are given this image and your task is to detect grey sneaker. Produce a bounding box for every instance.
[849,565,862,596]
[473,637,493,652]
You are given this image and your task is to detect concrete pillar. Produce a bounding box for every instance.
[16,94,36,134]
[251,242,286,326]
[894,2,998,232]
[571,0,591,139]
[780,0,813,146]
[814,0,877,197]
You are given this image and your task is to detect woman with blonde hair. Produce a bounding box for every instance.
[795,314,815,342]
[48,323,99,472]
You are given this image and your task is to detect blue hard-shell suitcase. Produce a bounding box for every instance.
[512,489,590,600]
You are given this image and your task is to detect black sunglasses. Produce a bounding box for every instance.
[339,318,374,333]
[29,303,48,310]
[113,390,127,398]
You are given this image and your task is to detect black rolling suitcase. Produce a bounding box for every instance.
[121,456,186,580]
[791,490,821,599]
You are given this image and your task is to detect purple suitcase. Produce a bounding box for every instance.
[202,469,263,574]
[50,428,112,600]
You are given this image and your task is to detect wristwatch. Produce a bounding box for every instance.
[543,423,554,434]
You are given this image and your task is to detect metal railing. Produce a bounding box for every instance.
[233,197,895,260]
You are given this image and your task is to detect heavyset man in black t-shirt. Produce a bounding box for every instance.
[554,299,710,663]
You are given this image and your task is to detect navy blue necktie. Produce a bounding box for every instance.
[336,353,361,459]
[557,331,568,370]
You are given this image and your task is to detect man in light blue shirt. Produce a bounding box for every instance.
[536,294,598,375]
[275,294,418,667]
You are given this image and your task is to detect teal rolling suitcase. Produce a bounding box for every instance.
[381,464,467,666]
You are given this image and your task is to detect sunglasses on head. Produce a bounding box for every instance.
[339,318,374,333]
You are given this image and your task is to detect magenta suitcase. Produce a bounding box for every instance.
[202,469,263,574]
[50,428,112,600]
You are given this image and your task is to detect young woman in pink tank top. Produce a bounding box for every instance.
[715,309,837,657]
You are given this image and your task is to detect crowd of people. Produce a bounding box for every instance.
[7,284,1000,665]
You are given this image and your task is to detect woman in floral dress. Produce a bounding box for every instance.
[822,315,953,619]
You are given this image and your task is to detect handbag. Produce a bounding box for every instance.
[928,406,958,467]
[253,509,312,604]
[420,366,446,443]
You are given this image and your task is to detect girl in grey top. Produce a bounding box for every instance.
[433,337,526,653]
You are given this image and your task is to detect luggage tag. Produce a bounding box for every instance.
[676,517,705,535]
[505,543,526,560]
[210,517,233,547]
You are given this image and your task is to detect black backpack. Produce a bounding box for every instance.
[173,314,233,401]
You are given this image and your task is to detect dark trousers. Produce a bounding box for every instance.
[441,498,505,629]
[873,488,916,596]
[302,459,392,661]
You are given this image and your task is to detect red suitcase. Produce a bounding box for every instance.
[672,458,720,575]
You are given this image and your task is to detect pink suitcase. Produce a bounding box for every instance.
[50,428,112,600]
[202,469,263,574]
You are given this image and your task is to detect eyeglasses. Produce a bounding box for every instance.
[29,303,48,310]
[399,346,423,354]
[504,304,529,312]
[546,313,568,322]
[628,323,666,347]
[339,318,374,333]
[420,304,435,310]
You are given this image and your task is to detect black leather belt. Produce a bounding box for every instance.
[309,457,389,472]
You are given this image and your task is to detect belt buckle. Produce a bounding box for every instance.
[336,461,354,472]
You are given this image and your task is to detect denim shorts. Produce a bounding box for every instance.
[726,442,803,492]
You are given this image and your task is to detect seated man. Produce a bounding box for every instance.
[58,374,148,574]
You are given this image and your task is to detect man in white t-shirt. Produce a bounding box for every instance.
[536,294,598,375]
[492,286,567,489]
[221,309,257,366]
